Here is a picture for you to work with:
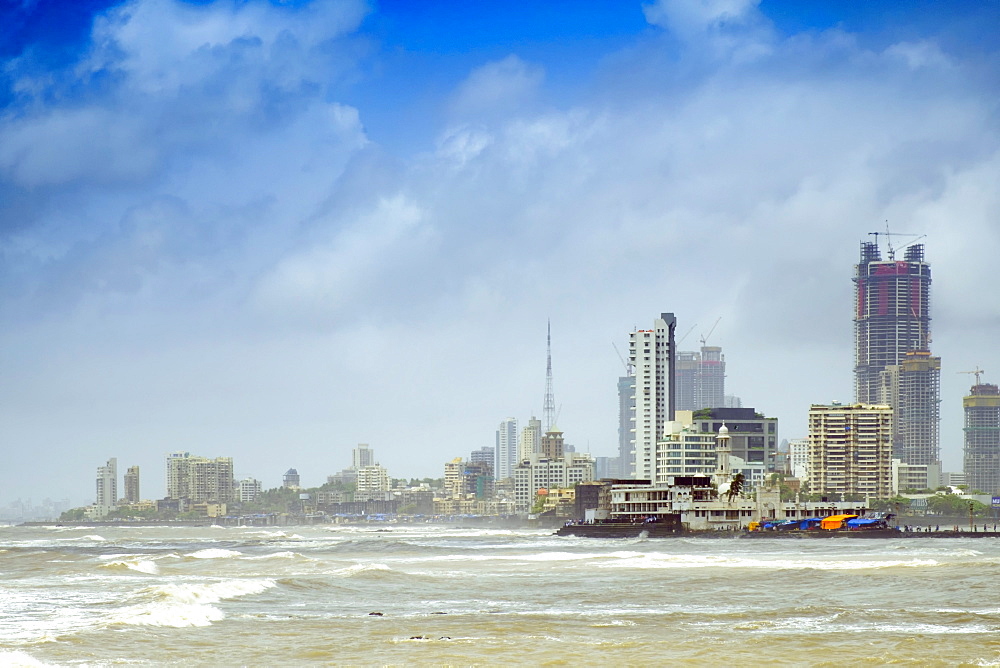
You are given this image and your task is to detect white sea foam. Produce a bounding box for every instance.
[244,551,299,560]
[0,650,54,667]
[335,563,392,576]
[109,579,275,628]
[185,548,242,559]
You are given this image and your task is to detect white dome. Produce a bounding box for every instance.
[718,423,729,436]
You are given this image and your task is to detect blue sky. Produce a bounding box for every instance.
[1,0,999,506]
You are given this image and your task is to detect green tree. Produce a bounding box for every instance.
[59,507,88,521]
[727,473,744,502]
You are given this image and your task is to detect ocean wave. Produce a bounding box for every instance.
[99,558,159,575]
[333,563,394,577]
[108,579,275,628]
[243,551,303,561]
[185,548,243,559]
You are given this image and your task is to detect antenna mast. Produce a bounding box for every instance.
[543,320,556,433]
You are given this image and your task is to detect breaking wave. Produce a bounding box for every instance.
[185,548,243,559]
[108,579,275,628]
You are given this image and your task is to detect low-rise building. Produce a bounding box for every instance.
[513,452,594,513]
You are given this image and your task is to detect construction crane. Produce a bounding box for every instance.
[612,342,633,376]
[958,367,986,387]
[677,323,697,347]
[869,222,927,261]
[700,317,721,348]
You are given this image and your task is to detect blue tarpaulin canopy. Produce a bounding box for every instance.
[846,518,880,528]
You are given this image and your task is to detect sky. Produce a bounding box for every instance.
[2,0,999,506]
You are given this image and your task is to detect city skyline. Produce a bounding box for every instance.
[2,1,999,505]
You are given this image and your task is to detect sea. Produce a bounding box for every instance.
[2,524,999,667]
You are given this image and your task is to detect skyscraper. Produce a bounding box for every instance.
[854,241,939,466]
[675,346,726,411]
[878,351,941,466]
[496,417,518,480]
[617,375,636,477]
[352,443,376,469]
[124,465,140,504]
[963,382,1000,495]
[697,346,725,409]
[95,458,117,515]
[518,417,542,462]
[628,313,676,480]
[854,241,931,402]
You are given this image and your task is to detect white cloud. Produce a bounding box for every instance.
[450,54,545,120]
[643,0,773,62]
[2,1,999,502]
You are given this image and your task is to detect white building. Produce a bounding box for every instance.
[653,417,716,482]
[352,443,376,469]
[238,477,262,503]
[496,417,518,480]
[609,476,871,531]
[513,452,595,513]
[93,457,117,518]
[356,465,390,501]
[788,438,809,480]
[628,313,677,480]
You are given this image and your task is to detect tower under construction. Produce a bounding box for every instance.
[964,381,1000,495]
[854,240,940,466]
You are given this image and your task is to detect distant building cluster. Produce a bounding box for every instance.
[71,237,999,527]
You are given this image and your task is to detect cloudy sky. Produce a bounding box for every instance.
[2,0,998,506]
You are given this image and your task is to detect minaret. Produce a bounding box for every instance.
[543,320,556,433]
[714,423,731,487]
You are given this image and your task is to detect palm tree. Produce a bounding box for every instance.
[727,473,744,502]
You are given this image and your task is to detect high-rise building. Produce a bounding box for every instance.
[697,346,725,409]
[617,375,636,477]
[123,465,140,504]
[878,351,941,466]
[808,403,893,499]
[963,382,1000,495]
[675,351,699,411]
[166,452,235,503]
[470,446,495,473]
[628,313,676,480]
[787,438,809,480]
[854,241,939,467]
[356,464,390,501]
[95,458,117,515]
[675,346,726,411]
[352,444,376,469]
[518,417,542,462]
[496,417,518,480]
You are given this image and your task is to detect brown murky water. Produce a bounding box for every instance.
[2,524,999,666]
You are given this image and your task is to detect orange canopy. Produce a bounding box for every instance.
[820,514,858,530]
